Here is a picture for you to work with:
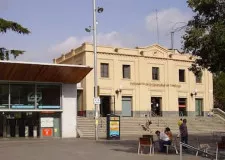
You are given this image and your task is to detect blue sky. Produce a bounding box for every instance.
[0,0,193,62]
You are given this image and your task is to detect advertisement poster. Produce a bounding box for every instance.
[109,121,119,137]
[41,117,54,127]
[42,128,53,137]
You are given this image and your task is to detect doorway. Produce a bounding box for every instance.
[122,96,132,117]
[195,98,203,116]
[151,97,162,116]
[100,96,111,117]
[178,98,187,116]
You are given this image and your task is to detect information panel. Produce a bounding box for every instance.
[107,114,120,140]
[41,117,54,127]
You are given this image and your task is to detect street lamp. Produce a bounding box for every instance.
[85,0,104,141]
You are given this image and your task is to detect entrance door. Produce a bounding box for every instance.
[53,117,60,137]
[122,96,132,117]
[151,97,162,116]
[100,96,111,117]
[195,98,203,116]
[178,98,187,116]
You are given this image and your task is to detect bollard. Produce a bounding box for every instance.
[180,142,182,160]
[25,126,29,138]
[33,126,37,138]
[15,126,19,137]
[6,125,10,138]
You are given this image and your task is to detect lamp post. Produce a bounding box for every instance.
[93,0,99,141]
[85,0,104,141]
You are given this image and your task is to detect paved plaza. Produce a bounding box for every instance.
[0,134,219,160]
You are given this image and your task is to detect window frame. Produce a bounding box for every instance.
[152,67,160,80]
[179,69,185,82]
[100,63,109,78]
[122,65,131,79]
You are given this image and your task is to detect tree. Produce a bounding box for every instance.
[183,0,225,73]
[0,18,30,60]
[214,72,225,111]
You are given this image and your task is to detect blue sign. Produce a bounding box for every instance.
[11,105,35,109]
[38,106,61,109]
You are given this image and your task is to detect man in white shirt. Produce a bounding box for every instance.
[155,130,171,152]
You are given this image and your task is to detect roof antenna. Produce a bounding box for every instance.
[155,9,160,44]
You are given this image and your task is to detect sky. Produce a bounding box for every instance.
[0,0,193,63]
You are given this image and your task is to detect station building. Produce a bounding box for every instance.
[54,43,213,118]
[0,60,91,138]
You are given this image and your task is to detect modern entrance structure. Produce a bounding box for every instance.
[0,60,92,138]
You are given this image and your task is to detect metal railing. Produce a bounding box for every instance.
[150,111,168,127]
[213,108,225,120]
[179,142,215,160]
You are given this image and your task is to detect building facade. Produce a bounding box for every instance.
[0,61,91,138]
[54,43,213,117]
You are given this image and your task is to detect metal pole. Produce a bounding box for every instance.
[180,142,182,160]
[93,0,99,141]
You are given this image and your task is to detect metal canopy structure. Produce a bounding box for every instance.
[0,61,92,83]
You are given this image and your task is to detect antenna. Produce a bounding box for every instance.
[155,9,160,44]
[171,31,174,49]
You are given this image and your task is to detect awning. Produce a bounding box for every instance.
[0,60,92,83]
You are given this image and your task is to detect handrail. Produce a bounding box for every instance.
[213,108,225,120]
[179,142,215,160]
[150,111,168,127]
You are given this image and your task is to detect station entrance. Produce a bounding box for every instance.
[0,112,40,138]
[0,112,61,138]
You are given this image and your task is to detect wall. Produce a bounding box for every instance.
[56,43,213,117]
[61,84,77,138]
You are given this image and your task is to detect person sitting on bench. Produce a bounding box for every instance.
[155,130,171,152]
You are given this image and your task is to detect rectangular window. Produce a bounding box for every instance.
[10,84,35,109]
[123,65,131,79]
[196,74,202,83]
[101,63,109,78]
[179,69,185,82]
[152,67,159,80]
[36,84,61,109]
[0,84,9,109]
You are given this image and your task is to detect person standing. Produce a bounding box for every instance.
[177,118,183,138]
[180,119,188,146]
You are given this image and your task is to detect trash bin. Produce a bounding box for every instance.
[107,114,120,140]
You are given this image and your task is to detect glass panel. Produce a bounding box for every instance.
[178,98,187,116]
[37,84,61,109]
[152,67,159,80]
[10,84,35,109]
[101,63,109,78]
[0,84,9,109]
[123,65,130,79]
[179,69,185,82]
[196,75,202,83]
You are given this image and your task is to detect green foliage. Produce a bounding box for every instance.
[0,18,30,34]
[0,18,30,60]
[214,72,225,111]
[183,0,225,73]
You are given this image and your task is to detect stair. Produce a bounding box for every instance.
[77,116,225,138]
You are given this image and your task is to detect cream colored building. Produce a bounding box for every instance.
[54,43,213,117]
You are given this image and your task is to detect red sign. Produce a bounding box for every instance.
[42,128,53,137]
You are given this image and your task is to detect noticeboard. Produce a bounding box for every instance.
[107,114,120,140]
